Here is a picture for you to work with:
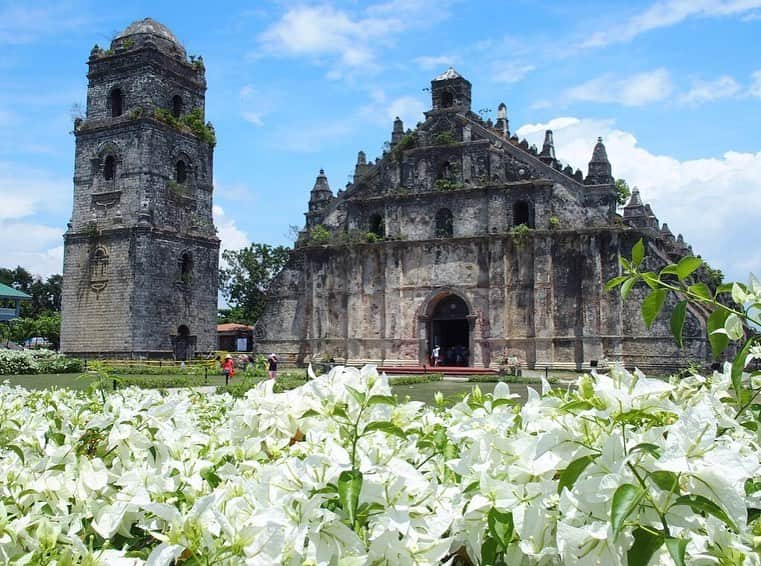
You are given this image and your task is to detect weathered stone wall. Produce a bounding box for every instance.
[255,229,706,371]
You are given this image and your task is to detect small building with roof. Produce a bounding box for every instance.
[0,283,31,322]
[217,323,254,352]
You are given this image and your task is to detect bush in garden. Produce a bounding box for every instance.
[0,348,82,375]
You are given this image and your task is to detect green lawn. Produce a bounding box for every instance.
[1,372,537,404]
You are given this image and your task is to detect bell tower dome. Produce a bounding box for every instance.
[430,67,472,112]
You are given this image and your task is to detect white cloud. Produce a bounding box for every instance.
[257,1,452,77]
[679,75,741,105]
[414,55,461,70]
[240,85,278,127]
[492,61,536,84]
[750,70,761,98]
[0,221,63,276]
[516,116,761,282]
[0,4,89,45]
[581,0,761,48]
[258,5,394,73]
[566,69,673,106]
[213,205,250,257]
[0,161,70,221]
[386,96,426,129]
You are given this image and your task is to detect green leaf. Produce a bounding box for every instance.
[557,455,596,494]
[650,470,679,492]
[732,337,757,398]
[627,527,664,566]
[642,272,660,289]
[481,537,498,565]
[665,537,687,566]
[338,469,363,529]
[367,395,397,407]
[611,484,645,536]
[621,277,637,300]
[299,409,321,419]
[715,283,734,295]
[605,275,628,291]
[629,443,662,458]
[632,239,645,268]
[331,405,349,420]
[707,308,731,359]
[676,256,703,280]
[487,508,514,548]
[672,494,737,532]
[345,385,366,406]
[660,264,680,277]
[642,289,668,329]
[619,256,632,271]
[362,421,407,440]
[7,445,24,464]
[688,282,712,301]
[670,300,688,348]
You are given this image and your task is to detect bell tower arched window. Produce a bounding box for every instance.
[110,88,123,117]
[175,160,187,184]
[172,95,183,118]
[441,91,454,108]
[103,155,116,180]
[179,252,193,284]
[435,208,453,238]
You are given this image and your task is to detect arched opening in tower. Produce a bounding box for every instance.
[103,156,116,181]
[429,294,470,366]
[435,208,453,238]
[110,88,123,117]
[175,325,191,360]
[176,160,187,184]
[172,95,183,118]
[440,91,454,108]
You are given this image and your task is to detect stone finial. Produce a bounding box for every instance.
[357,151,366,165]
[495,102,509,137]
[574,169,584,182]
[626,188,643,207]
[539,130,556,165]
[585,137,614,185]
[391,117,404,145]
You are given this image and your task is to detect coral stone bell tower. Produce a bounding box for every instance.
[61,18,220,359]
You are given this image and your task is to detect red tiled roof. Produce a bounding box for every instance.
[216,323,253,333]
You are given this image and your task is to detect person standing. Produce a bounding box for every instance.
[268,353,278,380]
[432,345,440,367]
[222,354,235,381]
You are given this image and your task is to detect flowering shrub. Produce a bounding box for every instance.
[0,348,82,375]
[0,363,760,564]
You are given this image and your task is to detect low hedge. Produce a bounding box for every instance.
[0,349,83,375]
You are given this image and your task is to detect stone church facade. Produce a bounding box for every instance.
[61,19,219,359]
[255,69,709,371]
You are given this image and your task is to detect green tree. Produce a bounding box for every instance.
[0,267,62,318]
[218,244,291,325]
[615,178,632,207]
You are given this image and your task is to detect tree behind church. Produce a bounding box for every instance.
[218,244,291,325]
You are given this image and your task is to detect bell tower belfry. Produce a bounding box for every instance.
[61,18,220,359]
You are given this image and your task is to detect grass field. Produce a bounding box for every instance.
[0,371,540,404]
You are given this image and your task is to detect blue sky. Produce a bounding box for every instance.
[1,0,760,289]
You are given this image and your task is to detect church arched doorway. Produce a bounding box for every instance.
[429,294,470,366]
[175,325,191,360]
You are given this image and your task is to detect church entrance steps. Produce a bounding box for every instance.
[378,365,498,376]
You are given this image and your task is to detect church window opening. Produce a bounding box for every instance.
[435,208,454,238]
[176,160,187,184]
[369,214,385,238]
[103,155,116,180]
[110,88,123,117]
[179,252,193,284]
[513,200,533,228]
[172,95,183,118]
[437,161,452,180]
[441,91,454,108]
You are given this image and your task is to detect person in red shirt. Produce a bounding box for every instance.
[222,354,235,380]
